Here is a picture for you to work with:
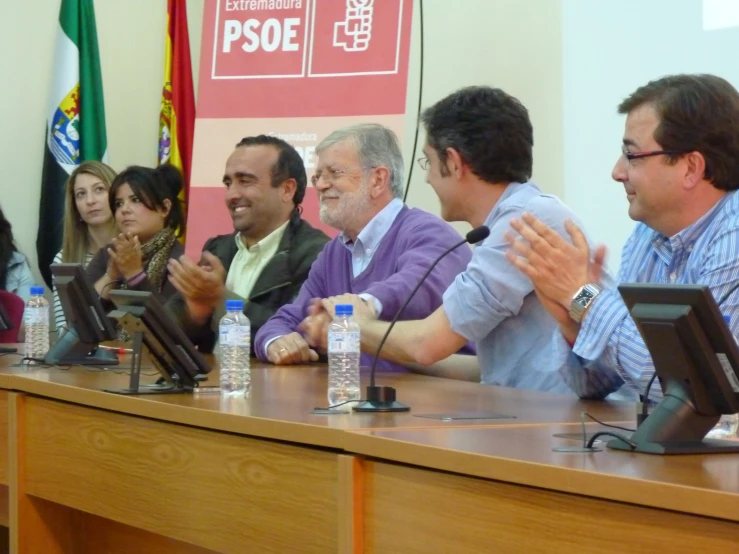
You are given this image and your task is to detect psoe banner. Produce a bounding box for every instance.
[187,0,414,258]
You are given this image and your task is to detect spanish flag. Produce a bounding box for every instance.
[37,0,107,287]
[158,0,195,240]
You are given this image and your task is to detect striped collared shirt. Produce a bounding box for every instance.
[557,190,739,401]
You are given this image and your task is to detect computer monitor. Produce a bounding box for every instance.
[46,263,118,366]
[107,290,212,394]
[0,300,10,332]
[612,283,739,455]
[0,298,17,353]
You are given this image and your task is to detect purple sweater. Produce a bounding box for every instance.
[255,206,475,372]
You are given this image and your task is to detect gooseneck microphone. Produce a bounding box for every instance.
[353,225,491,412]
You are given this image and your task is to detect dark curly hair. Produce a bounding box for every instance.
[422,86,533,184]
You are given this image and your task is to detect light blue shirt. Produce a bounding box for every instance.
[443,181,581,393]
[340,198,404,276]
[558,191,739,401]
[339,197,405,314]
[5,252,34,303]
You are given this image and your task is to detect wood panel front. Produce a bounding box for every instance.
[63,505,219,554]
[346,424,739,521]
[21,396,340,553]
[363,460,739,554]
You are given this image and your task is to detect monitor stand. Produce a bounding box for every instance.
[608,387,739,455]
[44,327,119,366]
[104,331,192,395]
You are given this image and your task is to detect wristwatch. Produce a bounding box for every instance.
[569,283,603,323]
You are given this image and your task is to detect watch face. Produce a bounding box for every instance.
[577,290,595,303]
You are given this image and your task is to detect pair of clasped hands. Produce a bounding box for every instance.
[105,232,144,283]
[266,294,377,365]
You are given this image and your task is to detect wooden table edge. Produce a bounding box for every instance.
[342,430,739,524]
[6,375,345,450]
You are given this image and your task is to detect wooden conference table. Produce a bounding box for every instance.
[0,350,735,553]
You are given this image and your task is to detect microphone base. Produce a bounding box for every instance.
[352,386,411,413]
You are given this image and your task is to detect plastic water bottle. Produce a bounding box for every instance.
[706,315,739,439]
[24,286,50,362]
[327,304,361,406]
[218,299,250,397]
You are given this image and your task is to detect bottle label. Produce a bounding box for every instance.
[219,325,251,346]
[328,331,360,353]
[24,307,49,325]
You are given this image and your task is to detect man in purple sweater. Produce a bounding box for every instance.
[254,123,474,371]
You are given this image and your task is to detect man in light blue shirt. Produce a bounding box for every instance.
[506,74,739,401]
[328,87,585,392]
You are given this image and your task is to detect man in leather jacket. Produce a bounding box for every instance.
[167,135,329,354]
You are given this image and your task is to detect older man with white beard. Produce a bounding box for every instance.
[254,123,474,369]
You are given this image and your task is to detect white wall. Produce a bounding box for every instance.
[0,0,561,280]
[14,1,739,284]
[0,0,203,285]
[562,0,739,270]
[403,0,563,236]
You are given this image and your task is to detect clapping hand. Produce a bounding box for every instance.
[505,213,607,340]
[167,252,227,324]
[108,232,143,280]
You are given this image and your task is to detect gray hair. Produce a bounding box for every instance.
[316,123,405,198]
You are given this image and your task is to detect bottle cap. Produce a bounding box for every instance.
[30,286,44,295]
[335,304,353,316]
[225,299,244,312]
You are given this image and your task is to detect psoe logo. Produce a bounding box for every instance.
[333,0,373,52]
[48,84,81,166]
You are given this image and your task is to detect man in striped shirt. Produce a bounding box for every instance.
[506,74,739,401]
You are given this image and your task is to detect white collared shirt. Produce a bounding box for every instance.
[226,221,289,299]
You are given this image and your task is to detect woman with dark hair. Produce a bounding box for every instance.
[0,205,34,302]
[87,164,186,305]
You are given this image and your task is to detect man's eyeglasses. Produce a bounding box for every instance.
[417,156,429,170]
[310,167,348,187]
[621,145,686,162]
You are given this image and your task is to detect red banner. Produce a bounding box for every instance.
[188,0,414,257]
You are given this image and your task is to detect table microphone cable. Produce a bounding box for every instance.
[580,412,637,450]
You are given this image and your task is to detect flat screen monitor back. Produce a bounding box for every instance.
[46,263,118,366]
[0,299,11,331]
[108,289,211,393]
[0,296,18,353]
[612,283,739,454]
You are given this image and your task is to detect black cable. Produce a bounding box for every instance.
[582,412,635,433]
[402,0,424,203]
[17,358,72,370]
[18,357,154,375]
[21,357,51,365]
[586,431,637,450]
[314,398,366,411]
[639,371,659,425]
[100,278,123,296]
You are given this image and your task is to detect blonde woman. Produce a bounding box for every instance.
[52,161,117,334]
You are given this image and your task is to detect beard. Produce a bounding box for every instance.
[319,184,371,231]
